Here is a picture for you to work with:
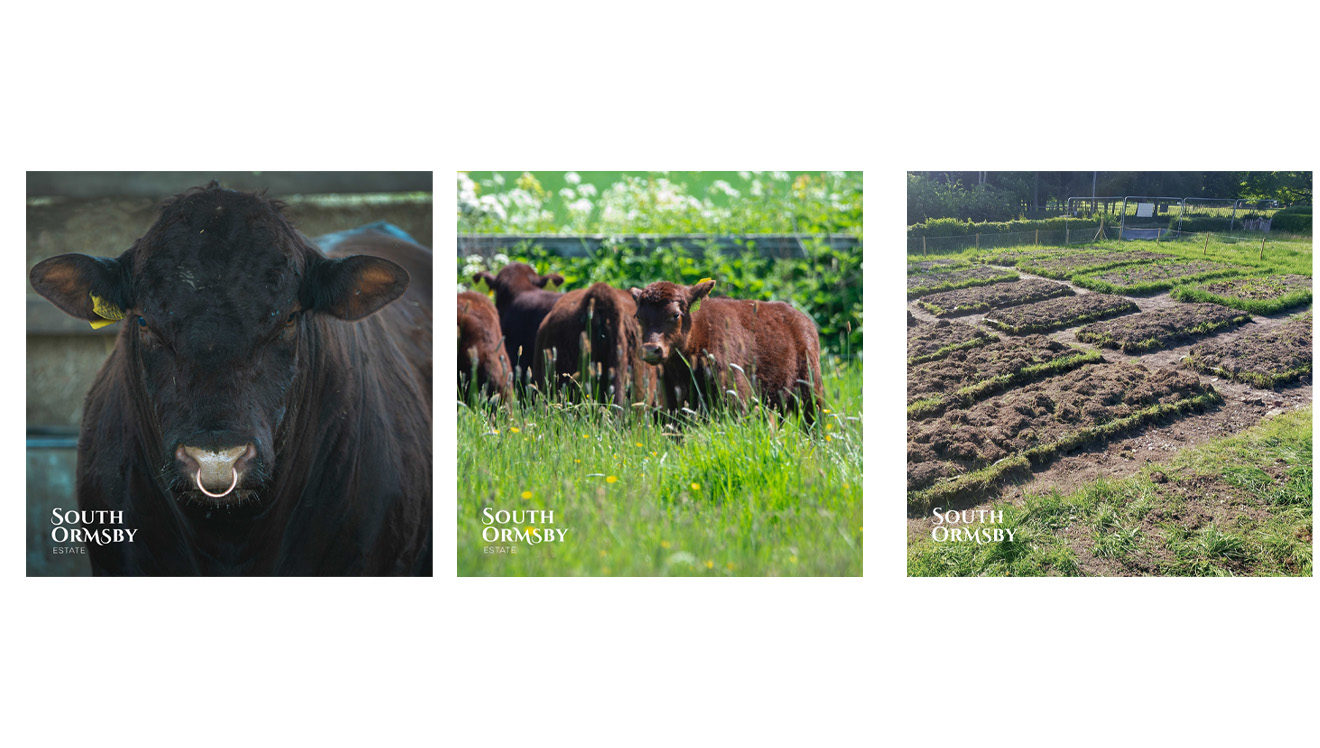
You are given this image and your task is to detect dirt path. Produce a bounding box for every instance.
[907,265,1312,536]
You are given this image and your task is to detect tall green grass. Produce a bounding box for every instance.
[457,360,863,576]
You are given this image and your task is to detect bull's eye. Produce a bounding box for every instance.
[137,316,146,327]
[669,312,681,322]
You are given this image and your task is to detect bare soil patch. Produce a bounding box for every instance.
[1075,303,1251,353]
[1018,250,1173,279]
[1183,312,1313,389]
[907,265,1017,298]
[1073,261,1247,295]
[907,362,1216,494]
[907,319,997,365]
[984,293,1137,335]
[907,336,1100,416]
[916,278,1073,317]
[908,259,969,274]
[1171,274,1312,314]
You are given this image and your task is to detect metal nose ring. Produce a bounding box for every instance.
[196,467,239,498]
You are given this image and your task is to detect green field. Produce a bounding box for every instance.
[457,359,863,576]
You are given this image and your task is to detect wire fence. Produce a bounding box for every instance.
[907,223,1306,256]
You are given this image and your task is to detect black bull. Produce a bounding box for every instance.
[29,186,432,575]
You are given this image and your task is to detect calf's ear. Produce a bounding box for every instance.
[687,279,716,303]
[30,254,131,326]
[304,255,410,321]
[473,271,496,292]
[536,272,565,290]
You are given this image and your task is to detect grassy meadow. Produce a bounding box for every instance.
[457,359,863,576]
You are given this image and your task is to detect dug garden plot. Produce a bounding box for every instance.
[1017,250,1174,280]
[908,259,970,274]
[977,248,1073,267]
[907,363,1219,511]
[983,293,1138,335]
[907,336,1101,419]
[1171,274,1312,314]
[916,279,1073,318]
[908,320,997,365]
[1073,261,1247,295]
[1183,312,1312,389]
[908,265,1018,298]
[1074,303,1252,354]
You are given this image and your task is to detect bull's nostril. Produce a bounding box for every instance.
[178,444,253,497]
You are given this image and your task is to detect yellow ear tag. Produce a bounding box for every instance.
[89,293,125,330]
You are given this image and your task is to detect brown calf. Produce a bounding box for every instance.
[457,291,512,402]
[629,280,823,423]
[533,282,657,407]
[473,262,564,383]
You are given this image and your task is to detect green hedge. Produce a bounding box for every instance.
[907,216,1103,239]
[1271,208,1312,234]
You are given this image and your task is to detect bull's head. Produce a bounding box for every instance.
[29,186,409,506]
[629,279,715,365]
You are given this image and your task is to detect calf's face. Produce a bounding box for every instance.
[629,280,715,365]
[30,188,409,505]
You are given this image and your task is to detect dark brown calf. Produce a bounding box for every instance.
[458,291,512,402]
[474,262,564,384]
[630,280,823,423]
[533,282,656,406]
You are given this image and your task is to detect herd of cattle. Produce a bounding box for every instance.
[458,262,825,423]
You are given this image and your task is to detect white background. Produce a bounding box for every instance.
[4,1,1316,745]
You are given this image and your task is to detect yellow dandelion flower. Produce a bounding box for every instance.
[492,429,500,434]
[520,491,532,500]
[574,459,581,464]
[705,560,714,569]
[690,482,700,491]
[581,434,589,439]
[509,427,521,434]
[826,434,833,441]
[825,423,833,430]
[789,555,798,564]
[634,442,643,448]
[606,475,618,484]
[824,408,831,414]
[651,451,657,456]
[725,562,735,571]
[660,540,671,549]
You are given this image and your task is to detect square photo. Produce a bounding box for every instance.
[906,171,1312,576]
[457,171,863,576]
[26,172,433,576]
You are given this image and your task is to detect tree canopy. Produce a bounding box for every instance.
[908,171,1312,224]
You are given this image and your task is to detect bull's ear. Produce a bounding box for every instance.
[30,254,131,325]
[629,287,643,303]
[536,272,565,290]
[305,255,409,321]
